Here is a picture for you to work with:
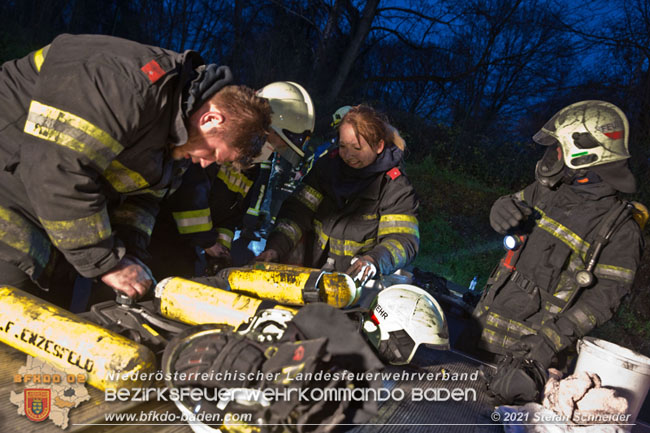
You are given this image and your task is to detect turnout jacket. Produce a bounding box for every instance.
[0,34,210,285]
[474,180,644,357]
[265,149,420,275]
[160,161,264,250]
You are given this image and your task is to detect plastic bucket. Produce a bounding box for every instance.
[575,337,650,426]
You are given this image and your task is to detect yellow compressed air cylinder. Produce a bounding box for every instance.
[0,286,156,391]
[223,263,360,308]
[155,277,289,328]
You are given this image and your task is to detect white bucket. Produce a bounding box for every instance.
[575,337,650,426]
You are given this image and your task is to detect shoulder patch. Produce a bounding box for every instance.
[387,167,401,180]
[141,59,165,83]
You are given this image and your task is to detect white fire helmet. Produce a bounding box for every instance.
[330,105,352,128]
[532,100,630,170]
[255,81,315,166]
[363,284,449,365]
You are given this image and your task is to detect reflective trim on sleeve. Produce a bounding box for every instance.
[172,209,212,234]
[566,307,598,337]
[485,312,537,337]
[110,202,156,237]
[378,214,419,238]
[24,100,124,170]
[216,228,234,249]
[380,238,408,267]
[0,205,52,268]
[313,219,329,250]
[275,219,302,245]
[329,236,375,257]
[594,263,635,284]
[103,160,150,193]
[217,164,253,197]
[540,326,565,352]
[39,208,112,249]
[295,184,323,212]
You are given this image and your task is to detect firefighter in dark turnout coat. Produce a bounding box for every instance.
[258,105,419,284]
[474,100,645,403]
[0,33,270,305]
[148,82,314,278]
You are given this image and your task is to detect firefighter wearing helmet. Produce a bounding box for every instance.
[473,100,646,404]
[149,82,315,279]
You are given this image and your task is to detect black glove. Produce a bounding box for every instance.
[489,196,533,234]
[484,355,548,405]
[512,333,557,369]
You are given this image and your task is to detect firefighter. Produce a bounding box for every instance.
[0,33,271,308]
[474,100,645,404]
[256,104,420,286]
[148,81,315,278]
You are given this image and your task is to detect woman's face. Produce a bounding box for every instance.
[338,123,384,169]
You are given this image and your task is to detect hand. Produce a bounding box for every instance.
[346,256,377,286]
[513,333,556,369]
[204,242,231,259]
[255,249,280,263]
[203,242,232,275]
[489,196,532,234]
[100,256,154,299]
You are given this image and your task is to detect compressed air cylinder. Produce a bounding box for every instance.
[0,286,156,391]
[155,277,295,328]
[221,263,360,308]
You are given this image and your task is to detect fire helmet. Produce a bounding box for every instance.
[532,100,630,170]
[330,105,352,128]
[363,284,449,365]
[256,81,315,166]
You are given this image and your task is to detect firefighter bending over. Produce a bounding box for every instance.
[256,104,420,286]
[474,100,645,404]
[0,34,271,308]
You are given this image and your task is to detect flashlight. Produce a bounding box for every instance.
[503,234,524,251]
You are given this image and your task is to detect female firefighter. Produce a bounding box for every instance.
[256,105,420,286]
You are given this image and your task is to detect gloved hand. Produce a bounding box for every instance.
[489,196,533,234]
[484,354,548,405]
[254,249,280,263]
[512,333,557,369]
[346,256,377,287]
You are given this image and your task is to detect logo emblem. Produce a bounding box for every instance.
[24,389,50,422]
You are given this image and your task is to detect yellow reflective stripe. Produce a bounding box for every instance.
[275,219,302,245]
[103,160,150,193]
[378,214,419,238]
[535,207,589,258]
[313,219,329,250]
[172,208,212,234]
[216,228,234,249]
[515,190,525,202]
[246,208,260,216]
[594,263,635,284]
[111,203,155,236]
[296,184,323,212]
[217,164,253,196]
[24,101,123,170]
[486,312,536,337]
[380,238,407,266]
[0,205,52,267]
[33,45,50,72]
[566,307,597,336]
[329,237,375,257]
[40,209,111,249]
[361,214,378,221]
[124,188,168,199]
[540,326,565,351]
